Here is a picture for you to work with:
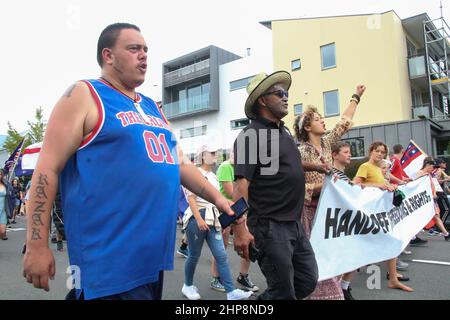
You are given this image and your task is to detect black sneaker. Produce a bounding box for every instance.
[410,237,428,246]
[51,237,58,244]
[57,240,64,252]
[343,287,355,300]
[21,243,26,255]
[237,274,259,292]
[445,233,450,241]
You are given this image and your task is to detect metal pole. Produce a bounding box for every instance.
[8,135,27,182]
[424,20,435,119]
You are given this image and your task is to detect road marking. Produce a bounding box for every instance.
[6,228,26,232]
[412,259,450,266]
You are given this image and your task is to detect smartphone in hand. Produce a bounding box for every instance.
[219,197,249,229]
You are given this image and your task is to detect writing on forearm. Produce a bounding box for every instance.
[31,173,49,241]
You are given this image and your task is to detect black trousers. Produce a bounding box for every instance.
[436,193,450,227]
[249,219,318,300]
[65,271,164,300]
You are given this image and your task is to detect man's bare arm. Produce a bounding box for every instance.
[23,82,96,291]
[222,181,233,199]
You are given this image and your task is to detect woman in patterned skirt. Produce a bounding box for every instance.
[293,85,366,300]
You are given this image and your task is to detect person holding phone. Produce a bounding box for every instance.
[233,72,318,300]
[216,152,259,292]
[181,144,253,301]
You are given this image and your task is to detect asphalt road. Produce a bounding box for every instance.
[1,216,449,300]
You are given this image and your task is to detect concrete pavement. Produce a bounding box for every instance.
[1,216,449,300]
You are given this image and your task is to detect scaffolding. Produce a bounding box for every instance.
[423,7,450,119]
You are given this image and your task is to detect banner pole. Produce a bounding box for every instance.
[8,135,27,182]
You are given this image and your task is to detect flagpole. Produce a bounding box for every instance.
[8,135,28,182]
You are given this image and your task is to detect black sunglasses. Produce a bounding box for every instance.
[264,89,289,99]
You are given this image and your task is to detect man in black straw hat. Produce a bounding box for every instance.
[232,71,318,300]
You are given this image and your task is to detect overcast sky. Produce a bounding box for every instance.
[0,0,447,135]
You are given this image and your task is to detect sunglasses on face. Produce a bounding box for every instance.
[264,89,289,99]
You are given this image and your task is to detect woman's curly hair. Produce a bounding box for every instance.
[293,106,321,142]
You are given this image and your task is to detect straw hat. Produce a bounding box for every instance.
[244,71,291,119]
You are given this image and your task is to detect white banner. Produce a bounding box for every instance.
[310,175,435,281]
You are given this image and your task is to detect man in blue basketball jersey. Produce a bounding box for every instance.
[22,23,253,300]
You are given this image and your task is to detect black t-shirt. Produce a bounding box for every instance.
[234,116,305,223]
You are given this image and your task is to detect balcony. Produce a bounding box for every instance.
[408,55,426,78]
[412,104,450,120]
[412,104,430,119]
[163,94,211,119]
[164,59,210,87]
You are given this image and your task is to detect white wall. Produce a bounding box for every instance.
[170,52,272,156]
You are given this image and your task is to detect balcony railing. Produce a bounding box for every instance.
[412,104,430,119]
[164,59,210,87]
[411,104,450,119]
[163,94,210,118]
[408,55,426,78]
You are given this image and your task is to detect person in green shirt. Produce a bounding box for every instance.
[212,152,259,293]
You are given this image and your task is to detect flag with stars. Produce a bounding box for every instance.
[400,141,427,179]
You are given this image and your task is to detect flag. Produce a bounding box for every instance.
[178,187,189,219]
[400,140,427,179]
[21,141,42,170]
[13,154,34,177]
[3,138,25,175]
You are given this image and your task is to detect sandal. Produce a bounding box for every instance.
[386,272,410,282]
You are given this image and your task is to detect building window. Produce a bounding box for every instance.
[291,59,301,71]
[230,118,250,130]
[294,103,303,116]
[406,39,417,57]
[342,137,365,158]
[323,90,340,117]
[321,43,336,70]
[230,76,255,91]
[180,125,207,139]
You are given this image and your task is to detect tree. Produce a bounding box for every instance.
[3,122,24,154]
[27,107,46,144]
[2,107,47,153]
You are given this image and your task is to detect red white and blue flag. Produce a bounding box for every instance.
[400,141,427,179]
[3,137,25,176]
[178,187,189,219]
[21,141,42,171]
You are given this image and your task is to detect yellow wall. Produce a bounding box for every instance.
[271,11,413,132]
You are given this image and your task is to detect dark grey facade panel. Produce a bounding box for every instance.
[410,122,429,154]
[371,126,386,143]
[383,125,399,150]
[342,119,440,157]
[397,122,413,147]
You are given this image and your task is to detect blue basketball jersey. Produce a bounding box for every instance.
[60,79,180,300]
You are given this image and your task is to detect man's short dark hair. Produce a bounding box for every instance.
[393,144,403,154]
[97,23,141,67]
